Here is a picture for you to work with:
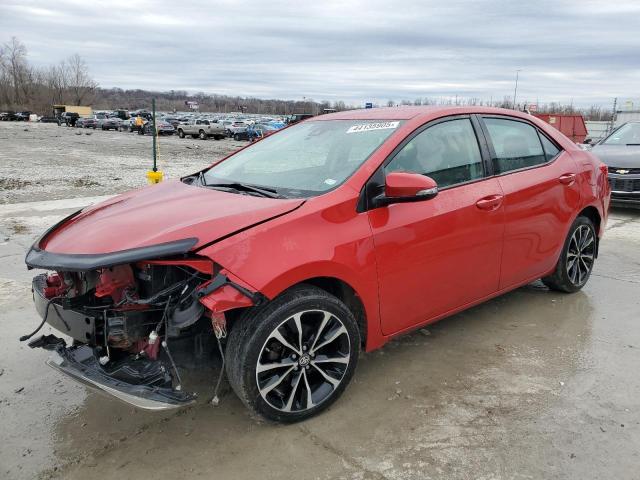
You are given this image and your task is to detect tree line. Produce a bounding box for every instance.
[0,36,614,121]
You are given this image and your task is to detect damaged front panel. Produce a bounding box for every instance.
[26,254,265,410]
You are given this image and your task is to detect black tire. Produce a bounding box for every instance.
[178,129,185,138]
[199,130,207,140]
[226,285,360,423]
[233,133,240,141]
[542,215,597,293]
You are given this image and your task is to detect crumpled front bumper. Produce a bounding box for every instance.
[37,340,196,410]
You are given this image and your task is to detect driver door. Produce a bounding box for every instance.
[367,116,505,335]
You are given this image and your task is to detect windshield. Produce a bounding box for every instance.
[602,122,640,145]
[204,119,403,197]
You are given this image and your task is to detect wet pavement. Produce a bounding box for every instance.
[0,199,638,480]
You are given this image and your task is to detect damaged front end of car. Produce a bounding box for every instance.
[23,223,263,411]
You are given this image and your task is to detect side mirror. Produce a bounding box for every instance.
[583,138,593,144]
[373,172,438,208]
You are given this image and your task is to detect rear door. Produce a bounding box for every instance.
[368,115,505,335]
[478,116,581,289]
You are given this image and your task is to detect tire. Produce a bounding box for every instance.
[199,130,207,140]
[178,129,185,138]
[233,133,240,141]
[226,285,360,423]
[542,215,597,293]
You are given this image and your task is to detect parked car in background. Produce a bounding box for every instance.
[591,121,640,208]
[177,119,226,139]
[77,117,97,129]
[141,119,175,136]
[0,111,18,121]
[58,112,79,127]
[39,116,59,123]
[15,111,32,121]
[97,115,121,131]
[162,117,182,129]
[233,122,285,141]
[226,121,248,136]
[23,106,609,423]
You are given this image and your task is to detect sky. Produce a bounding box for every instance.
[1,0,639,107]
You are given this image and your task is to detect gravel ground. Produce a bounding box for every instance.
[0,121,245,204]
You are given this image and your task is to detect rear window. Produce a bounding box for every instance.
[484,118,548,174]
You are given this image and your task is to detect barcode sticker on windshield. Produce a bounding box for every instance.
[346,121,399,134]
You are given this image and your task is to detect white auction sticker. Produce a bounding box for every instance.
[346,121,400,134]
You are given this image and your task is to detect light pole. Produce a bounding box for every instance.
[513,69,522,110]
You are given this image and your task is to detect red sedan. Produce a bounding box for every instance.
[24,106,610,422]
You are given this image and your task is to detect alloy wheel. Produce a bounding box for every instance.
[566,224,595,286]
[256,310,351,413]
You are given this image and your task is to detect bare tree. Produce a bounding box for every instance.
[66,53,97,105]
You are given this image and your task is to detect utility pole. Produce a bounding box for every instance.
[608,97,618,136]
[146,98,163,184]
[513,69,521,110]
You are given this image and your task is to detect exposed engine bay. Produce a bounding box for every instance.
[25,259,256,409]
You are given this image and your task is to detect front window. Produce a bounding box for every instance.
[602,122,640,145]
[385,118,483,188]
[204,119,403,197]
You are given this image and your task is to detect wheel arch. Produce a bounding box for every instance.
[576,205,602,257]
[292,276,368,348]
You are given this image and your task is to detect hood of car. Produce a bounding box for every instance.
[39,180,304,255]
[591,144,640,168]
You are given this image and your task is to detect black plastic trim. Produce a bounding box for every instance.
[25,237,199,272]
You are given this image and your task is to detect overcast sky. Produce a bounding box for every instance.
[1,0,639,107]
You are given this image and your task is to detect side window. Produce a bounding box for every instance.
[484,118,547,174]
[540,133,560,161]
[385,118,484,188]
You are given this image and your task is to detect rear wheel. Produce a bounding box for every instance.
[226,285,360,423]
[542,216,596,293]
[178,129,185,138]
[199,130,207,140]
[233,133,240,141]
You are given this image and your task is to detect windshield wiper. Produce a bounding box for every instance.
[204,182,284,198]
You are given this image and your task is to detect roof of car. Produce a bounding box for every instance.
[312,105,533,121]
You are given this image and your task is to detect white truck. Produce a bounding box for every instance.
[177,119,227,140]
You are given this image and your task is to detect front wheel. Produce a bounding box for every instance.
[199,130,207,140]
[178,129,185,138]
[542,215,597,293]
[225,285,360,423]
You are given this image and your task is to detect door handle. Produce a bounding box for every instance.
[476,194,504,211]
[559,173,576,185]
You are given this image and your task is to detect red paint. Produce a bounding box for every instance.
[95,265,135,303]
[39,180,303,254]
[533,114,588,143]
[384,172,437,197]
[37,107,610,353]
